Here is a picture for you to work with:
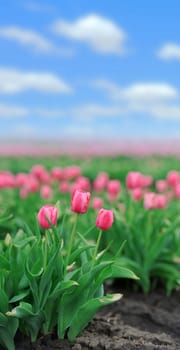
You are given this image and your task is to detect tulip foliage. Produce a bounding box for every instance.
[0,158,180,348]
[0,196,136,350]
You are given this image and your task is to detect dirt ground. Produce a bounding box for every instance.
[12,285,180,350]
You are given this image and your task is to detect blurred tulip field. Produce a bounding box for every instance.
[0,154,180,349]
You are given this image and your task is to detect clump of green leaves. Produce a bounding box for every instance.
[107,198,180,294]
[0,209,136,350]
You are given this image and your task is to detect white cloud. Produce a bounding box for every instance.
[93,80,178,101]
[51,14,127,54]
[93,79,180,119]
[0,68,72,94]
[0,104,29,117]
[157,43,180,60]
[0,26,57,53]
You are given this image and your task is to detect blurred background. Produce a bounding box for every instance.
[0,0,180,156]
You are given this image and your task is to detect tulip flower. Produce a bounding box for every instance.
[156,180,168,192]
[131,187,143,201]
[92,197,103,210]
[37,205,58,229]
[71,190,91,214]
[93,172,109,192]
[96,208,114,230]
[167,171,180,187]
[126,172,143,189]
[40,185,52,200]
[107,180,121,196]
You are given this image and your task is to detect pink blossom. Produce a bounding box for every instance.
[71,190,91,214]
[96,208,114,230]
[92,197,103,210]
[37,205,58,229]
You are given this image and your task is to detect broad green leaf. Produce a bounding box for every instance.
[68,294,122,341]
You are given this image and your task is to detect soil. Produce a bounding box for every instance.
[9,287,180,350]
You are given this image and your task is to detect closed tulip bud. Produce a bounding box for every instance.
[40,185,52,200]
[126,172,143,189]
[107,180,121,196]
[93,172,109,192]
[96,208,114,230]
[92,197,103,210]
[167,171,180,187]
[59,181,69,193]
[131,187,143,201]
[37,205,58,229]
[51,167,64,181]
[155,194,167,209]
[156,180,168,192]
[71,190,91,214]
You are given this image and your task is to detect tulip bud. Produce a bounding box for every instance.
[37,205,58,229]
[40,185,52,200]
[92,197,103,210]
[96,208,114,230]
[71,190,91,214]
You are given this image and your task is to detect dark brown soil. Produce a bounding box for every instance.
[11,288,180,350]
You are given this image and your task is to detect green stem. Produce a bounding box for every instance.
[92,229,103,268]
[43,232,48,270]
[65,214,78,269]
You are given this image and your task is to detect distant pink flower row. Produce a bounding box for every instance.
[1,164,180,210]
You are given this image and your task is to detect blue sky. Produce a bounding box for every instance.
[1,0,180,141]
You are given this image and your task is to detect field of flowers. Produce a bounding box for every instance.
[0,155,179,350]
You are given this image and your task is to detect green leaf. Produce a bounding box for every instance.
[58,261,114,338]
[0,328,16,350]
[69,244,94,264]
[0,289,9,313]
[49,280,79,300]
[9,290,29,303]
[7,302,36,318]
[68,293,122,341]
[0,312,7,327]
[0,255,10,270]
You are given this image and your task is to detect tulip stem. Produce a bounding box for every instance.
[65,214,78,270]
[43,231,48,270]
[92,229,103,268]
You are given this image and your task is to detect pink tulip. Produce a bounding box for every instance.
[141,175,153,187]
[37,205,58,229]
[126,172,143,189]
[107,180,121,196]
[59,181,69,193]
[40,185,52,200]
[0,172,16,188]
[93,172,109,192]
[92,197,103,210]
[15,173,28,187]
[71,190,91,214]
[51,167,64,181]
[156,180,168,192]
[167,171,180,187]
[96,208,114,230]
[31,165,45,179]
[144,192,167,209]
[175,184,180,199]
[144,192,157,209]
[75,176,91,192]
[155,194,167,209]
[26,176,39,193]
[64,166,81,180]
[131,188,143,201]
